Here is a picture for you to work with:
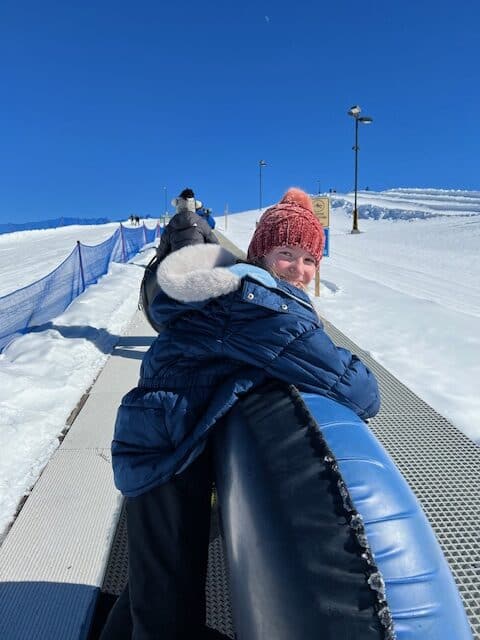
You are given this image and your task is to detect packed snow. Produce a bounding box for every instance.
[0,223,125,296]
[0,189,479,539]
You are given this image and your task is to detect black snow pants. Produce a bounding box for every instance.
[99,446,213,640]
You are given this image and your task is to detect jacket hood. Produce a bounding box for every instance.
[156,244,242,303]
[171,195,203,214]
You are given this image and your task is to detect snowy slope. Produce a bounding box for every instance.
[0,222,124,297]
[335,188,480,219]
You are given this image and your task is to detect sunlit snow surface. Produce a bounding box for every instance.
[0,189,479,538]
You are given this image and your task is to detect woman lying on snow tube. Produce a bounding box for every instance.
[101,188,382,640]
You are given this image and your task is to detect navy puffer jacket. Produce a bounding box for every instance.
[112,244,380,497]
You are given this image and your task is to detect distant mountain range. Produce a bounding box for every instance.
[0,215,154,236]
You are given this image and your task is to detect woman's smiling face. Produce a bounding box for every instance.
[263,245,317,289]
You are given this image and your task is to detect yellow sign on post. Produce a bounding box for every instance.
[311,196,330,227]
[311,197,330,297]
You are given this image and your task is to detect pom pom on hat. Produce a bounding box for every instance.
[273,187,312,212]
[247,188,325,265]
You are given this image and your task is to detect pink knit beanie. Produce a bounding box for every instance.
[247,188,325,265]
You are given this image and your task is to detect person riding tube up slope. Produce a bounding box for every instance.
[100,187,381,640]
[156,188,218,261]
[196,205,216,229]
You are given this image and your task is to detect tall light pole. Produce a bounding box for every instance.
[259,160,267,212]
[347,105,373,233]
[163,186,168,215]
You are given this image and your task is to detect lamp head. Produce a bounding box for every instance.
[348,105,361,116]
[359,116,373,124]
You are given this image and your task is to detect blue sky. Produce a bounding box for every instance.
[1,0,478,223]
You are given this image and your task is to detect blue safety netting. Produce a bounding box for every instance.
[144,225,158,245]
[80,230,123,288]
[119,225,158,263]
[0,223,161,353]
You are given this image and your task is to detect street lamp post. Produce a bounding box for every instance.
[347,105,373,233]
[259,160,267,212]
[163,186,168,215]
